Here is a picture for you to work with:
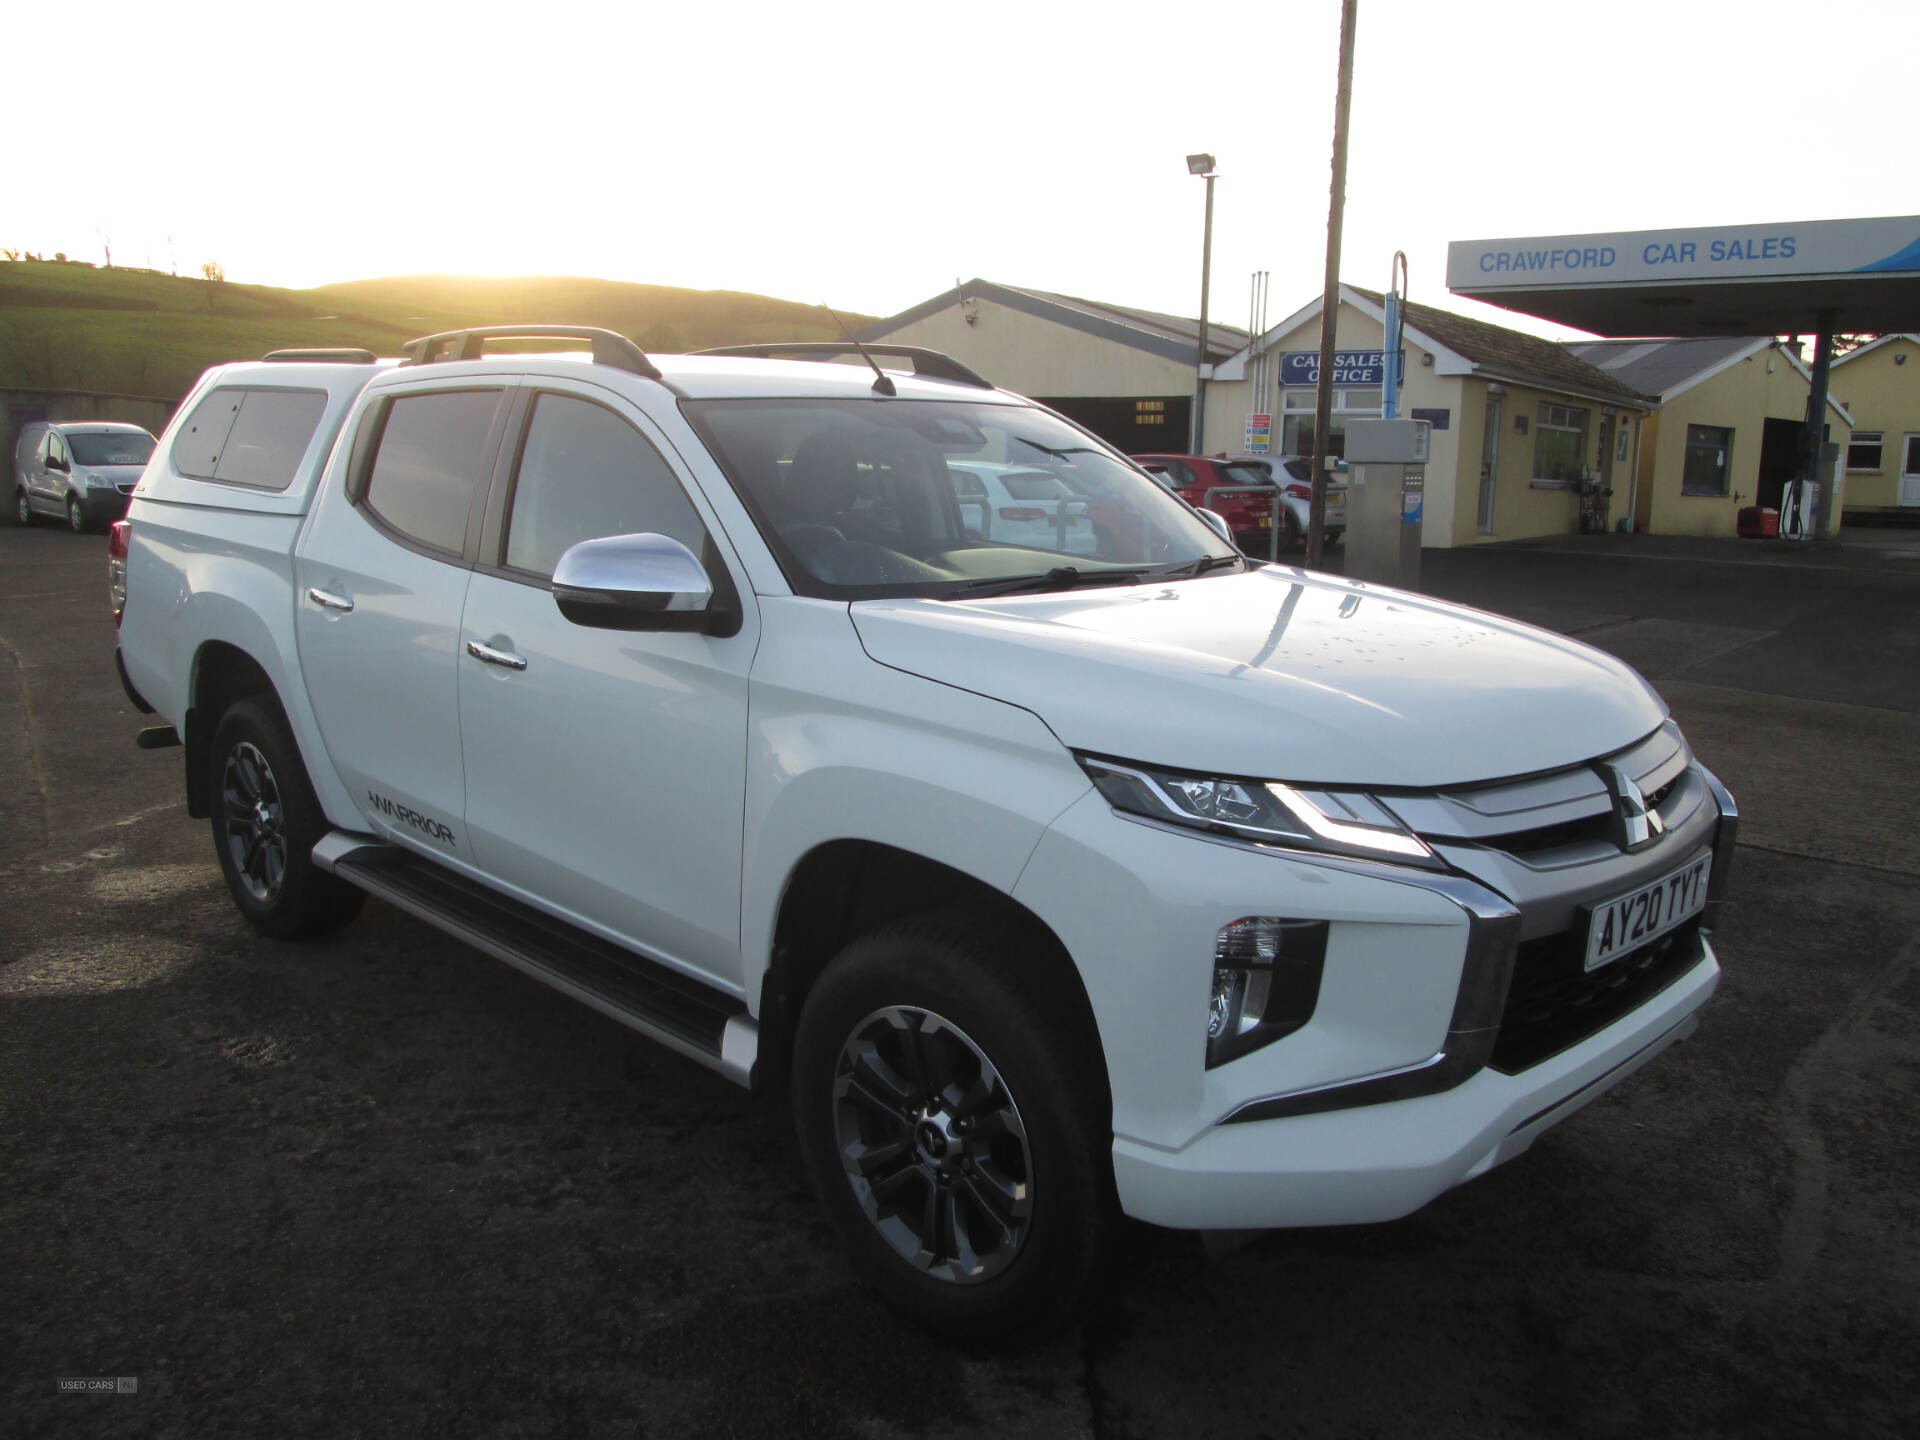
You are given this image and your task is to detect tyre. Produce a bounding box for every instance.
[14,488,32,526]
[68,496,87,534]
[792,912,1118,1343]
[207,698,365,940]
[1282,508,1304,551]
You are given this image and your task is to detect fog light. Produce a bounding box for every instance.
[1206,918,1329,1069]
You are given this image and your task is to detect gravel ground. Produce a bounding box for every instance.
[4,523,1918,1438]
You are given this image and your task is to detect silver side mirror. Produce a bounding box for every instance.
[1196,508,1234,546]
[550,533,739,636]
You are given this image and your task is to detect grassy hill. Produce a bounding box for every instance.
[0,260,874,399]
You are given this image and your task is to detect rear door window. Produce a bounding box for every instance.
[362,389,504,555]
[173,386,327,490]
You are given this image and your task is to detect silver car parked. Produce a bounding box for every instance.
[12,421,157,533]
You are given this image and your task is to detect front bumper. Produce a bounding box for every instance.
[1112,934,1717,1229]
[1014,750,1736,1233]
[80,487,134,524]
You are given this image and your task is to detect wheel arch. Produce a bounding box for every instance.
[184,640,282,817]
[753,839,1111,1112]
[154,570,362,832]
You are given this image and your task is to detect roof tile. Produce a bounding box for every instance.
[1349,286,1651,405]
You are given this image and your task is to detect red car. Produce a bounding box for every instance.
[1131,453,1279,555]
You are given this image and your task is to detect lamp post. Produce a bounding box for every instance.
[1187,153,1216,454]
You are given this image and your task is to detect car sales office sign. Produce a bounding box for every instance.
[1279,351,1404,386]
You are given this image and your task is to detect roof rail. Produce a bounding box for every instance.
[262,347,378,364]
[693,342,994,390]
[400,325,663,381]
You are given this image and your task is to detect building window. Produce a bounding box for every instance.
[1847,432,1884,472]
[1531,402,1589,484]
[1682,424,1733,497]
[1280,388,1382,457]
[1134,399,1165,426]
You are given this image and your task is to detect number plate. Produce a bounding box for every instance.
[1583,851,1711,971]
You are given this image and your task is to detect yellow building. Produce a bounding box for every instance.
[1565,338,1851,538]
[866,277,1857,547]
[861,280,1246,455]
[1211,286,1652,546]
[1831,333,1920,517]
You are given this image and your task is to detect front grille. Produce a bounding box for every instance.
[1488,921,1705,1074]
[1482,812,1614,856]
[1381,721,1694,865]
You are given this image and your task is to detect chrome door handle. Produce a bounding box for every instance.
[307,587,354,612]
[465,640,528,671]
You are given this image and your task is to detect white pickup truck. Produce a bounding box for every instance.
[112,327,1736,1341]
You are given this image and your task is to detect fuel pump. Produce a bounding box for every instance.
[1342,417,1430,588]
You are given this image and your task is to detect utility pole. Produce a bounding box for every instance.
[1308,0,1359,570]
[1801,311,1837,540]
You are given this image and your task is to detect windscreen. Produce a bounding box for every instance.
[68,432,155,467]
[682,398,1237,599]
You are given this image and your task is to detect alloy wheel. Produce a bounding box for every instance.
[221,741,288,903]
[832,1005,1033,1284]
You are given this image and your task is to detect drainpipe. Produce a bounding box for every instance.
[1625,412,1644,532]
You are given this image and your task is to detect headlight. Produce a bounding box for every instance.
[80,470,106,490]
[1078,754,1441,869]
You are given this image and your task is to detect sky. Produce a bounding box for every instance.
[5,0,1916,341]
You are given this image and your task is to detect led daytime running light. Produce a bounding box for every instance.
[1265,783,1435,861]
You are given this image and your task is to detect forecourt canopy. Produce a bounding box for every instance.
[1446,215,1920,337]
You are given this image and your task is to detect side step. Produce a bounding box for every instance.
[313,833,756,1086]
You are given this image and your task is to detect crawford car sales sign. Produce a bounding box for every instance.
[1448,215,1920,289]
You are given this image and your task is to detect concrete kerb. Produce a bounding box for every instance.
[1438,528,1920,570]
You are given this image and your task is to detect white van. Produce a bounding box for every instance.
[12,420,157,532]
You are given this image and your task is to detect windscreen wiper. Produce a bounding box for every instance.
[1155,552,1244,579]
[944,565,1154,600]
[1011,437,1098,460]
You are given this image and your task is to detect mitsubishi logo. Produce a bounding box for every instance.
[1601,764,1666,852]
